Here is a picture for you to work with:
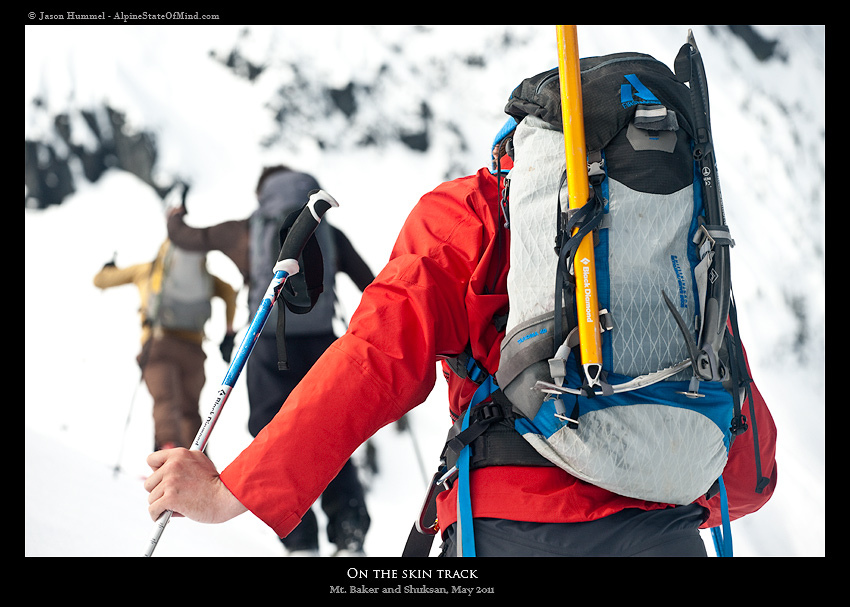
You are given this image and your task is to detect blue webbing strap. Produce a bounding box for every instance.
[456,374,497,557]
[456,369,734,558]
[710,475,733,557]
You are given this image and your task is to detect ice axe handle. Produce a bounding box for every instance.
[276,190,339,267]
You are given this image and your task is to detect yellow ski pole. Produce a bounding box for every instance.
[556,25,603,388]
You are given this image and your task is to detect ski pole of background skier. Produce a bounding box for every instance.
[144,189,339,557]
[113,369,144,478]
[556,25,603,388]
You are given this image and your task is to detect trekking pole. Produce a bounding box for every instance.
[143,189,339,557]
[395,414,429,487]
[555,25,604,389]
[101,250,149,479]
[112,372,144,478]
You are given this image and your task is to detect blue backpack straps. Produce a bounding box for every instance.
[440,350,735,558]
[711,476,733,557]
[457,380,735,558]
[456,373,498,557]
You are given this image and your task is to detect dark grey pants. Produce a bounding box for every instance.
[439,504,708,557]
[246,333,370,552]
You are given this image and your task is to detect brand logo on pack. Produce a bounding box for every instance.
[517,326,547,345]
[670,255,689,308]
[620,74,660,108]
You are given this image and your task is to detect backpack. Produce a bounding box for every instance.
[145,240,214,333]
[494,50,740,506]
[248,171,338,367]
[406,34,772,558]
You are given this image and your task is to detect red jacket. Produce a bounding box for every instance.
[219,166,777,538]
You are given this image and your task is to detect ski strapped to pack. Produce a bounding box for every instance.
[144,189,339,557]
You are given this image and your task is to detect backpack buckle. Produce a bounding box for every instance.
[477,401,503,423]
[587,155,606,186]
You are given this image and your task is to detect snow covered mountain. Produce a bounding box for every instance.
[25,25,824,559]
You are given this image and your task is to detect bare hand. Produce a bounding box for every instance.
[144,448,247,524]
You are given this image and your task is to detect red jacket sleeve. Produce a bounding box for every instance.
[219,172,495,537]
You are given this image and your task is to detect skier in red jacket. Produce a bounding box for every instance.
[145,162,777,556]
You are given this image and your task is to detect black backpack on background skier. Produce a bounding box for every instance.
[249,170,337,369]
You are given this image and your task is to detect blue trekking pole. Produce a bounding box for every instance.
[144,189,339,557]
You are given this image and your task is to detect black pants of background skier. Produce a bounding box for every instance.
[246,332,371,555]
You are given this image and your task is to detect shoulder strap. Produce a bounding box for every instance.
[455,375,499,557]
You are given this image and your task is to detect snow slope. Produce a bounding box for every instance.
[25,24,824,560]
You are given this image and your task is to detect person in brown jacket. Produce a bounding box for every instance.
[94,239,238,451]
[166,166,375,556]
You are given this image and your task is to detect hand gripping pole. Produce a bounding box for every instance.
[144,189,338,557]
[556,25,604,388]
